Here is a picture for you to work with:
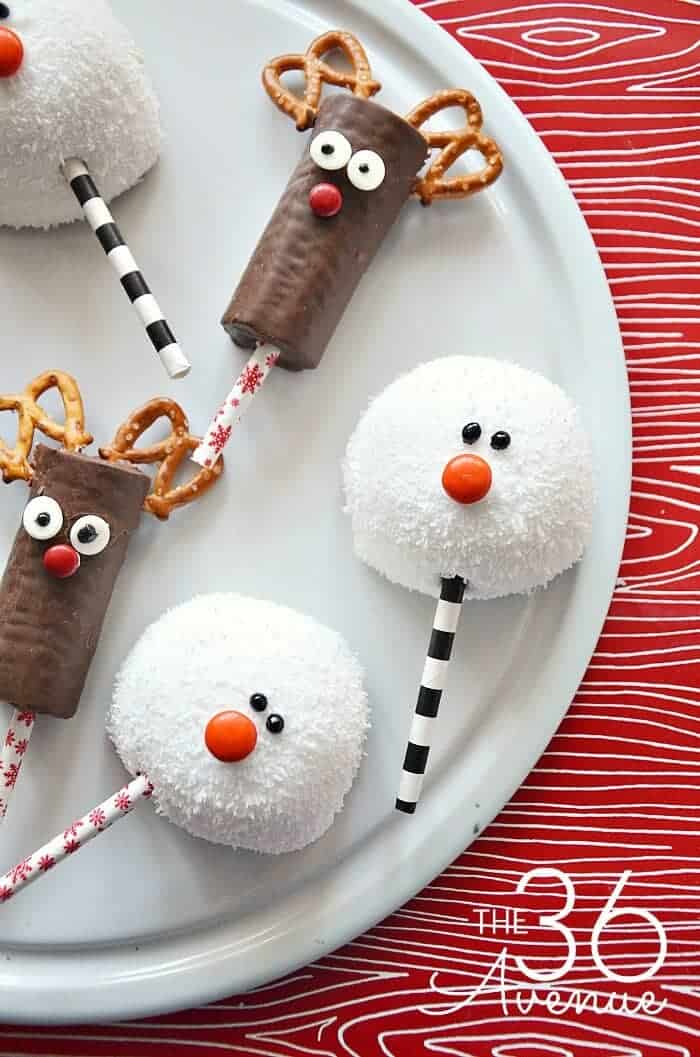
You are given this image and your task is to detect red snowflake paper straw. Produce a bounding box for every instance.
[0,773,153,903]
[0,709,35,825]
[191,343,279,468]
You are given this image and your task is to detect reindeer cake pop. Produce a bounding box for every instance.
[0,594,369,901]
[0,372,222,818]
[343,356,595,813]
[193,30,503,466]
[0,0,189,378]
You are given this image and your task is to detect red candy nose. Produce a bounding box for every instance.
[0,27,24,77]
[442,454,492,505]
[309,182,343,218]
[43,544,81,579]
[205,710,258,762]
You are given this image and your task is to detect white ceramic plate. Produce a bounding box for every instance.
[0,0,630,1023]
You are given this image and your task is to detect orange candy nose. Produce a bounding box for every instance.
[442,453,492,505]
[0,27,24,77]
[205,710,258,762]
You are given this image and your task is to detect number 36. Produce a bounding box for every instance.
[514,868,667,984]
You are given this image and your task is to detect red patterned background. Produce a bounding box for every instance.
[1,0,699,1052]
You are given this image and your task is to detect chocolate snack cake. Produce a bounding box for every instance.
[0,446,149,719]
[220,30,503,373]
[222,94,428,371]
[0,372,224,723]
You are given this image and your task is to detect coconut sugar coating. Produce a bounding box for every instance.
[0,0,161,228]
[343,356,594,601]
[108,594,369,854]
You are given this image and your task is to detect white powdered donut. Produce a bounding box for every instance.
[0,0,160,228]
[343,356,594,600]
[108,594,369,854]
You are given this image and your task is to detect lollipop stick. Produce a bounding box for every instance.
[0,710,35,824]
[61,158,190,381]
[0,774,152,904]
[191,344,279,468]
[396,576,466,814]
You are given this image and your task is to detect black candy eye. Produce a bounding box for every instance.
[462,422,481,444]
[0,5,10,19]
[321,143,334,156]
[491,431,511,451]
[266,714,284,734]
[249,693,268,712]
[77,524,98,545]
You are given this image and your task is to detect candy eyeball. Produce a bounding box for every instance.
[343,356,595,601]
[108,594,370,854]
[347,149,386,191]
[22,496,63,540]
[310,130,353,171]
[70,515,111,556]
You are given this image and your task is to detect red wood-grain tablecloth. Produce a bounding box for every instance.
[2,0,698,1052]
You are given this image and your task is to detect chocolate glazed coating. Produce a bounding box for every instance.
[0,446,149,719]
[222,94,428,371]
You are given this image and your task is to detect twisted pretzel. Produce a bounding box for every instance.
[99,399,223,521]
[263,30,381,131]
[0,371,93,484]
[406,90,503,205]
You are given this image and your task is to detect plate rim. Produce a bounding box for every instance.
[0,0,631,1024]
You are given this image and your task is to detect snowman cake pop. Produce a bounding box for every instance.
[108,594,369,853]
[0,594,369,898]
[0,0,188,377]
[343,355,595,812]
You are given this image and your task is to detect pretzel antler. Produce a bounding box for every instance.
[99,398,223,520]
[263,30,382,131]
[0,371,93,484]
[406,89,503,205]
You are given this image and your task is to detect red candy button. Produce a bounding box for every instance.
[205,710,258,762]
[309,182,343,218]
[0,27,23,77]
[442,453,492,505]
[43,544,81,579]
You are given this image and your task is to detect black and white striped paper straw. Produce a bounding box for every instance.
[62,159,190,380]
[396,575,466,814]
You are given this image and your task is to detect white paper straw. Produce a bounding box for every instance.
[191,344,279,468]
[0,773,152,904]
[62,158,190,380]
[0,709,35,825]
